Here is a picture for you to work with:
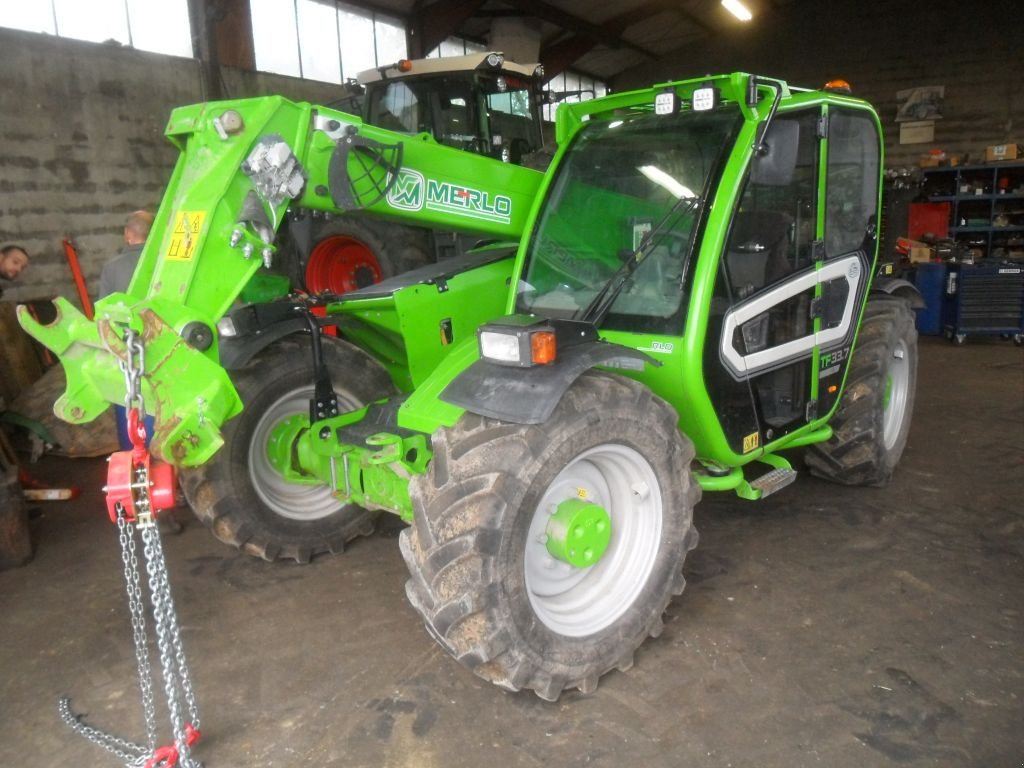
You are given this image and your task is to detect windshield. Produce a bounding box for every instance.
[517,107,741,333]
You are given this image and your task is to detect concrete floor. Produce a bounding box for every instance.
[1,337,1021,768]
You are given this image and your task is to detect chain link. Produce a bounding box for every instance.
[118,328,146,415]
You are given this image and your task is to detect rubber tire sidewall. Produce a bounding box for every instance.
[403,372,700,698]
[807,294,918,486]
[181,335,394,562]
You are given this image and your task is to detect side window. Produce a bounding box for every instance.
[369,82,419,133]
[825,109,880,257]
[434,78,477,152]
[722,110,820,297]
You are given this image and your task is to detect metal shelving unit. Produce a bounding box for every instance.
[920,162,1024,260]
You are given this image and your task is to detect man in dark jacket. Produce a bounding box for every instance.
[99,211,154,297]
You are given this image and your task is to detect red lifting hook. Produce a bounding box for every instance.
[143,723,201,768]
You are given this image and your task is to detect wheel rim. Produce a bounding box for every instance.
[305,235,383,294]
[882,339,910,450]
[248,385,348,521]
[524,444,663,637]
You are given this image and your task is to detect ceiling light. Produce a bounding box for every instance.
[721,0,753,21]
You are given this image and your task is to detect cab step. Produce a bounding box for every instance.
[749,467,798,498]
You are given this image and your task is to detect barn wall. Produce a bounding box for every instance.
[0,27,341,305]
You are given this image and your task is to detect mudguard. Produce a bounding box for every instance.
[871,277,925,309]
[441,341,657,424]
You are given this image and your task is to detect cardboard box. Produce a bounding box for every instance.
[985,143,1021,162]
[909,245,933,264]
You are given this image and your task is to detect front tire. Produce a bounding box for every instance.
[180,336,394,563]
[400,372,700,700]
[806,294,918,486]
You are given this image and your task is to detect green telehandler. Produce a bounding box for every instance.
[20,72,922,700]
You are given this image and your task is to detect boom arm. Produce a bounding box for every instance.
[18,95,542,466]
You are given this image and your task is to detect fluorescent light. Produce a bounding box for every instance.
[639,166,696,200]
[721,0,753,21]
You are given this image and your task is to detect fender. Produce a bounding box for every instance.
[217,299,343,370]
[871,277,925,309]
[441,341,657,425]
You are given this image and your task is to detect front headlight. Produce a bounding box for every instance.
[478,319,558,367]
[480,330,523,364]
[216,316,238,337]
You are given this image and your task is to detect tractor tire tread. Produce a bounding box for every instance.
[401,372,700,700]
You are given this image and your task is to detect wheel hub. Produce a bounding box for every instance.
[305,235,383,294]
[545,499,612,568]
[265,415,318,484]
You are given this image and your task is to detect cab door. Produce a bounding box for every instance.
[706,105,881,457]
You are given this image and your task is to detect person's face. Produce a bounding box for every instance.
[0,249,28,280]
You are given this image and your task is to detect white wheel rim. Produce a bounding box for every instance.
[524,443,663,637]
[248,386,347,522]
[882,339,910,450]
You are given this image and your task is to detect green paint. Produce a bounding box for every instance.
[545,499,612,568]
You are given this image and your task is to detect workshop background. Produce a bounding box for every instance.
[1,1,1022,767]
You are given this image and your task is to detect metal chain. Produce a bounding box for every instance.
[118,328,146,416]
[58,696,149,767]
[149,528,201,728]
[118,504,159,751]
[142,526,200,768]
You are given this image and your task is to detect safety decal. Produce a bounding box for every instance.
[742,431,759,453]
[166,211,206,262]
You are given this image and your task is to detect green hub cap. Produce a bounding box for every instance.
[545,498,612,568]
[265,414,316,484]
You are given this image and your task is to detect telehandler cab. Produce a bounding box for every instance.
[21,72,920,700]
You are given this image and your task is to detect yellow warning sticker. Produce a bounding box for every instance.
[742,431,760,453]
[166,211,206,262]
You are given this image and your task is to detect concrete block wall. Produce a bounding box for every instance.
[0,27,342,306]
[614,0,1022,170]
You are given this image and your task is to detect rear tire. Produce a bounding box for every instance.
[806,294,917,486]
[400,372,700,700]
[180,336,394,563]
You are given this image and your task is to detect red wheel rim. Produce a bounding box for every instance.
[305,235,383,294]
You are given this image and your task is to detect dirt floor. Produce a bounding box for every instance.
[1,336,1021,768]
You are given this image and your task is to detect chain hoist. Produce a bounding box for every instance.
[60,328,203,768]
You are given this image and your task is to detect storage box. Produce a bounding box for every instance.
[909,245,933,264]
[985,143,1021,162]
